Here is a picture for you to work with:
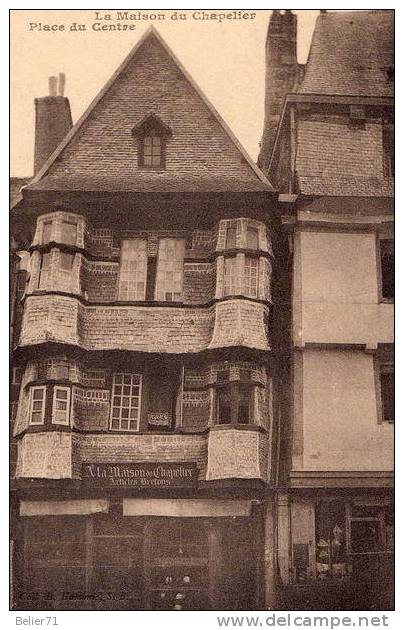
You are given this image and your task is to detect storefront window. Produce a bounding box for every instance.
[315,500,349,580]
[149,520,209,610]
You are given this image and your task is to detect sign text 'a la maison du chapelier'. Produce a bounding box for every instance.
[82,462,198,488]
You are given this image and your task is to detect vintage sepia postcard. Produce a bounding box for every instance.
[10,8,394,621]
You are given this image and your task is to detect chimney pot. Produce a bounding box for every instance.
[34,78,73,173]
[48,76,57,96]
[58,72,66,96]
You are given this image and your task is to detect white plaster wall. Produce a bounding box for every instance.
[300,349,393,472]
[294,231,393,345]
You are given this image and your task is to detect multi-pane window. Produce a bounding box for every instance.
[29,386,46,425]
[39,252,75,292]
[61,220,78,246]
[223,256,259,298]
[216,383,253,425]
[246,227,259,250]
[244,257,259,298]
[226,225,237,249]
[39,253,52,289]
[223,257,237,296]
[110,373,142,432]
[155,239,185,302]
[52,386,71,426]
[380,365,394,423]
[380,239,394,299]
[142,135,163,168]
[59,252,74,291]
[118,239,147,301]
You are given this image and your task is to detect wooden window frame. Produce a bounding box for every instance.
[244,256,259,298]
[118,239,148,301]
[38,252,52,290]
[110,373,142,432]
[61,220,78,246]
[138,133,166,170]
[29,386,46,426]
[223,256,237,296]
[42,220,53,244]
[378,237,394,302]
[380,364,394,424]
[215,382,254,426]
[52,386,71,426]
[222,254,260,299]
[12,366,23,385]
[246,227,259,250]
[154,238,185,302]
[225,225,237,250]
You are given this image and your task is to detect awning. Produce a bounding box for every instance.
[123,498,252,518]
[20,499,109,516]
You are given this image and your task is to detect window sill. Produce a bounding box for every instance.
[210,423,266,433]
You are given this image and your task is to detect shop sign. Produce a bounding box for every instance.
[82,462,198,488]
[147,412,171,427]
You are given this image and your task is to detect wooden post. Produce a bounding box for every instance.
[277,492,291,585]
[263,498,277,609]
[208,522,221,610]
[85,516,93,609]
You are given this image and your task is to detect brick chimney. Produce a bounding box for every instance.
[258,10,298,172]
[34,73,72,174]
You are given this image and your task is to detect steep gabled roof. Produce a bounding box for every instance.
[20,26,273,200]
[299,10,394,97]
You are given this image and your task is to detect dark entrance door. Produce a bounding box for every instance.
[91,514,144,609]
[221,518,257,610]
[146,519,210,610]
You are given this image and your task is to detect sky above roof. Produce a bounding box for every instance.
[10,9,368,177]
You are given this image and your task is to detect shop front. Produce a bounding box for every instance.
[14,494,264,611]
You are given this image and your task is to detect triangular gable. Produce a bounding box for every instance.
[23,26,273,194]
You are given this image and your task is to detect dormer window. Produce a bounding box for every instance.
[132,113,172,171]
[142,135,162,168]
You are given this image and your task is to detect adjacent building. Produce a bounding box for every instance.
[259,9,394,609]
[10,9,394,611]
